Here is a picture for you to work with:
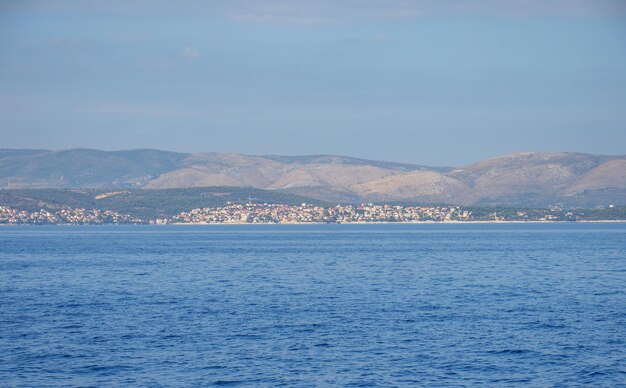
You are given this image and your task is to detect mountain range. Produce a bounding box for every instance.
[1,149,625,207]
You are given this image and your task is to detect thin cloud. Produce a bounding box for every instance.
[223,0,422,25]
[5,1,626,22]
[182,46,201,60]
[84,103,212,119]
[231,13,335,26]
[221,0,626,25]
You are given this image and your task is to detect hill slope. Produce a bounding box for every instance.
[0,149,187,188]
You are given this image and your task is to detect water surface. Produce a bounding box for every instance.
[1,224,625,386]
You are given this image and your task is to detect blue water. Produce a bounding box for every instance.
[1,224,625,386]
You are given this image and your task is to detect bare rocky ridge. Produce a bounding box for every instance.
[353,171,473,204]
[1,149,624,206]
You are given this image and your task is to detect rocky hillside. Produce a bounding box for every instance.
[1,149,624,207]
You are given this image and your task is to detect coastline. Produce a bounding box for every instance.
[166,220,626,225]
[2,220,626,226]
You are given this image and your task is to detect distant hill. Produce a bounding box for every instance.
[1,149,624,207]
[0,149,186,188]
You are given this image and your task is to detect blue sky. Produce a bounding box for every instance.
[1,0,625,166]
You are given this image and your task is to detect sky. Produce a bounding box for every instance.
[1,0,625,166]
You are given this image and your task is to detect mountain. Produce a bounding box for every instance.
[0,149,186,188]
[447,152,626,206]
[1,148,624,207]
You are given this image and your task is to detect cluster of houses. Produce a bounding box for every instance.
[172,203,472,224]
[0,206,143,225]
[2,203,604,225]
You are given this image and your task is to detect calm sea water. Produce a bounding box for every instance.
[1,223,625,386]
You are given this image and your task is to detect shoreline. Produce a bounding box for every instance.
[4,220,626,226]
[167,220,626,225]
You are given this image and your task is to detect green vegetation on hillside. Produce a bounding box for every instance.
[0,187,326,218]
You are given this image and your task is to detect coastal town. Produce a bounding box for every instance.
[0,203,470,224]
[172,203,471,224]
[0,206,143,225]
[1,202,622,225]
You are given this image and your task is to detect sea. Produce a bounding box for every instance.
[1,223,624,386]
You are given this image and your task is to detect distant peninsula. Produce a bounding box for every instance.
[0,188,624,225]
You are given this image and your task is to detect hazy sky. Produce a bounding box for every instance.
[1,0,625,166]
